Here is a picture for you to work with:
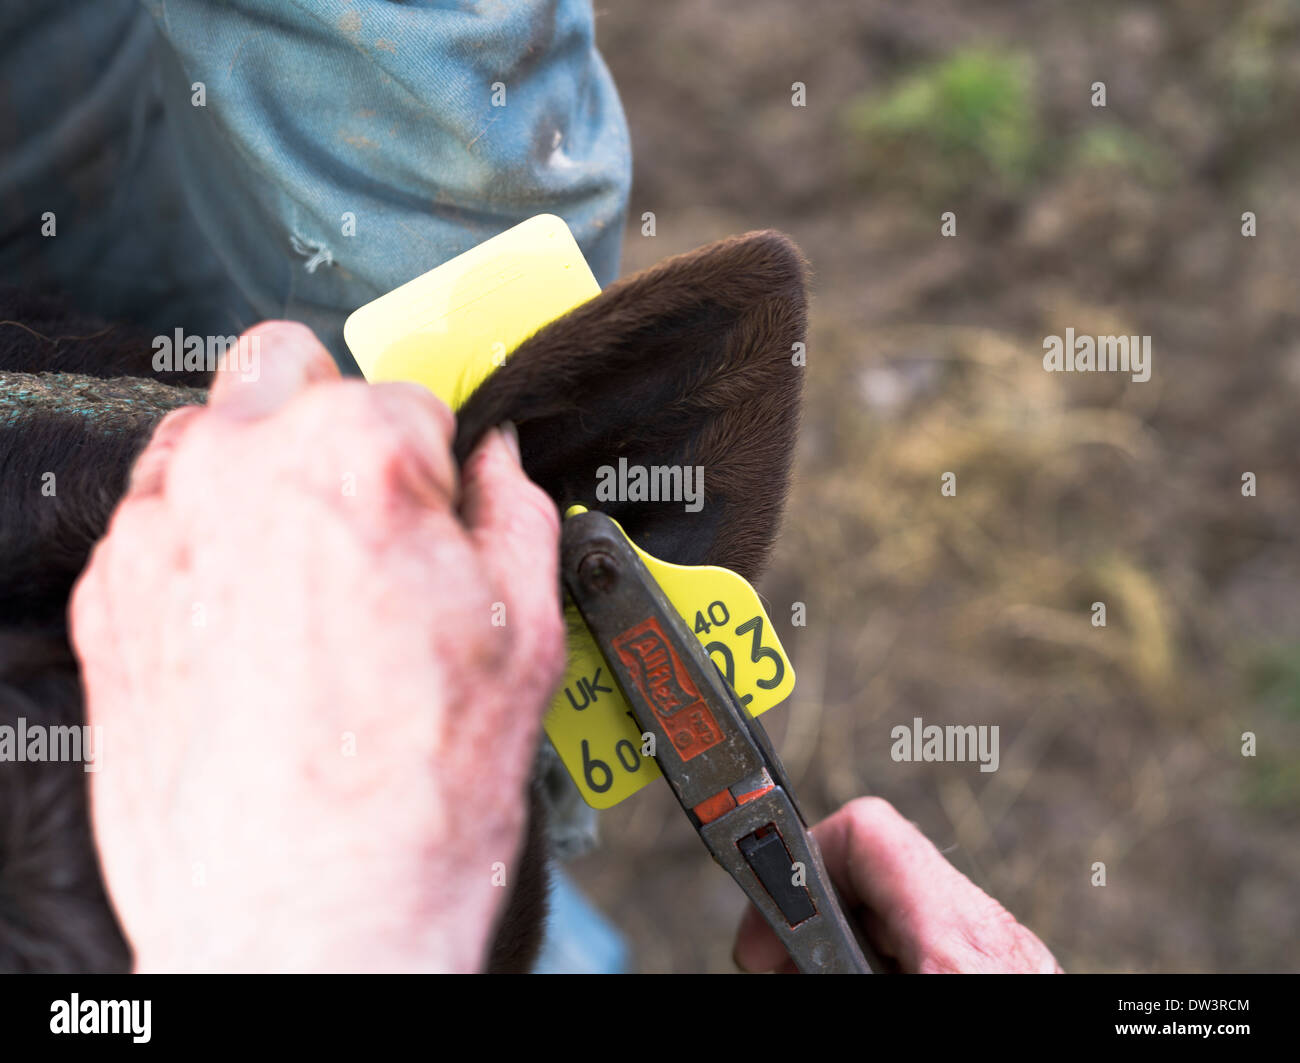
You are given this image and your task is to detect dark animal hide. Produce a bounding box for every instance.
[0,229,807,973]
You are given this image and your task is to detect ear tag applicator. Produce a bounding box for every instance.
[344,216,796,809]
[552,508,795,808]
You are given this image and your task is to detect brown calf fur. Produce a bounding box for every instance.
[0,229,807,972]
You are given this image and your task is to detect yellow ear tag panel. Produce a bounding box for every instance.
[343,214,600,408]
[548,506,796,809]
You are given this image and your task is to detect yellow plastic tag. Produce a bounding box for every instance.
[343,214,600,408]
[547,507,796,809]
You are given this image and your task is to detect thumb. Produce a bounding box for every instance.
[207,320,339,421]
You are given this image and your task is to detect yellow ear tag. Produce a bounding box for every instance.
[343,214,600,408]
[548,506,796,809]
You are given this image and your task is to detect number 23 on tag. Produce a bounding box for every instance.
[545,507,796,808]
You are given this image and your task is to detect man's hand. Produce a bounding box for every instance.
[70,321,566,973]
[733,797,1063,974]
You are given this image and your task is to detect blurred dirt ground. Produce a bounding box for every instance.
[565,0,1300,973]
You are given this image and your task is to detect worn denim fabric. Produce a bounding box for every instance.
[533,866,629,974]
[0,0,631,370]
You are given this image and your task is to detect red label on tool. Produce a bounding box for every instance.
[611,617,722,760]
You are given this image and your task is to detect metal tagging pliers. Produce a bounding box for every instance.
[559,508,873,974]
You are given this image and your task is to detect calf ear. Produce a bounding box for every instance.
[453,231,807,581]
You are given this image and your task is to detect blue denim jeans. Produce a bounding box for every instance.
[0,0,631,370]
